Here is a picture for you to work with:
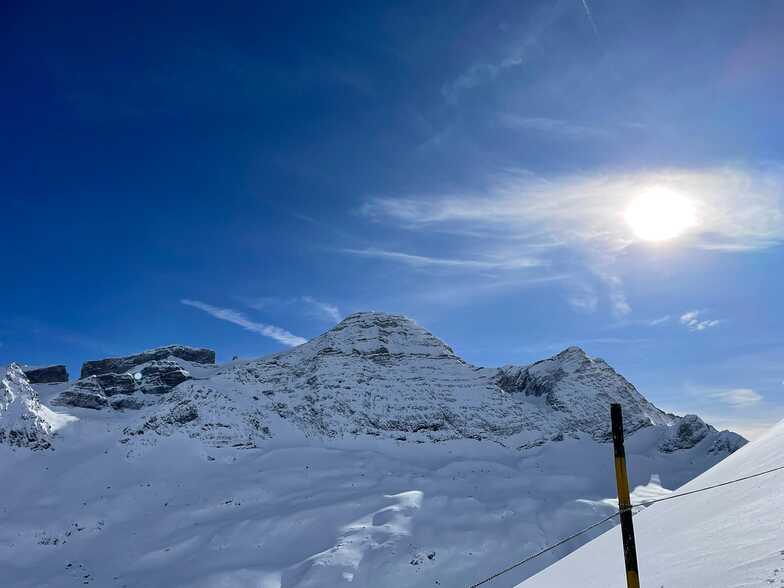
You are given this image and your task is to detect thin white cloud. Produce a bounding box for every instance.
[566,286,599,313]
[246,296,342,324]
[597,272,631,317]
[442,53,527,104]
[301,296,342,323]
[580,0,600,40]
[181,299,307,347]
[568,297,598,312]
[710,388,763,408]
[680,310,722,332]
[498,114,609,140]
[440,2,564,103]
[648,315,671,326]
[343,248,543,270]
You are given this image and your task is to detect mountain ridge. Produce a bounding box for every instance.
[5,310,741,458]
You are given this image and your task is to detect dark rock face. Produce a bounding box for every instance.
[80,345,215,378]
[52,378,108,410]
[94,373,136,396]
[138,361,191,395]
[659,414,746,453]
[22,365,69,384]
[167,401,199,424]
[110,396,145,410]
[54,360,192,409]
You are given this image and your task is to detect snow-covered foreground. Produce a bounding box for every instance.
[520,419,784,588]
[0,402,740,588]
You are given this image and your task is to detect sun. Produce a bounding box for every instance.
[625,186,697,242]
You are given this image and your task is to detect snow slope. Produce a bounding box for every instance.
[520,419,784,588]
[0,313,748,587]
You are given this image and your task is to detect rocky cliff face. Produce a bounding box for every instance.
[21,365,69,384]
[52,356,198,410]
[79,345,215,378]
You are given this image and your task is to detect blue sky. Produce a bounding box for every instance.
[2,0,783,438]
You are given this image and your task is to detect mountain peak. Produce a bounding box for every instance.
[316,311,456,357]
[1,364,61,450]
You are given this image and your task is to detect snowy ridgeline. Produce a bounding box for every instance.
[0,312,747,587]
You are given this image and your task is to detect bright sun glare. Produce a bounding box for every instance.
[625,186,697,242]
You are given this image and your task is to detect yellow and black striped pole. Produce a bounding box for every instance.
[610,403,640,588]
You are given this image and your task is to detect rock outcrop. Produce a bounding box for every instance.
[80,345,215,378]
[53,346,199,410]
[53,346,207,410]
[22,365,69,384]
[659,413,743,453]
[51,377,109,410]
[137,361,191,394]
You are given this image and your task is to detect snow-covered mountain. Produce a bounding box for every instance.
[0,363,75,450]
[519,418,784,588]
[0,312,747,587]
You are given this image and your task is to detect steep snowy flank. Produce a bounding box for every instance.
[520,419,784,588]
[0,364,75,450]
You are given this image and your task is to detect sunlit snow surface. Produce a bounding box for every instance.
[520,420,784,588]
[0,407,732,588]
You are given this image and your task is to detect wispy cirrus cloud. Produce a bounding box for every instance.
[440,2,565,103]
[181,299,307,347]
[580,0,600,40]
[301,296,342,323]
[247,296,342,324]
[680,310,722,332]
[442,53,527,103]
[710,388,763,408]
[498,114,610,140]
[565,282,599,313]
[343,248,543,270]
